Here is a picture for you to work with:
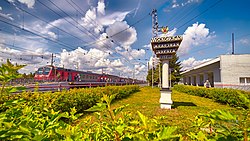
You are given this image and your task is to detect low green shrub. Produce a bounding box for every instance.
[0,85,140,113]
[0,99,83,140]
[0,95,182,141]
[173,85,250,109]
[188,108,250,141]
[1,91,249,140]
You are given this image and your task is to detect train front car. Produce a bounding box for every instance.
[34,66,54,81]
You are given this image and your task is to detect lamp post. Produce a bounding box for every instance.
[151,35,183,109]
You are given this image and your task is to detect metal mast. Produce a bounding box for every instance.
[232,33,235,54]
[151,9,159,88]
[151,9,159,38]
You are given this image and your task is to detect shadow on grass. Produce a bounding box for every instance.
[172,101,197,109]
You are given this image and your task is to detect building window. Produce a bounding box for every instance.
[240,78,245,83]
[247,78,250,83]
[239,77,250,84]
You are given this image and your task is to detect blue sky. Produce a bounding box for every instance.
[0,0,249,80]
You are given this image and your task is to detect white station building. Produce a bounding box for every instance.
[181,54,250,91]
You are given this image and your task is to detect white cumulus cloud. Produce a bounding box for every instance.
[178,22,215,56]
[181,57,211,71]
[1,0,146,80]
[8,0,35,8]
[110,59,123,67]
[106,21,137,47]
[172,0,200,9]
[18,0,35,8]
[97,0,105,15]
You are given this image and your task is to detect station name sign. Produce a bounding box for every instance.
[151,35,183,60]
[151,35,182,43]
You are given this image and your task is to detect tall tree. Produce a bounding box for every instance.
[169,54,182,86]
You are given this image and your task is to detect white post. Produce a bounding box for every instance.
[162,60,169,88]
[158,63,161,88]
[159,60,172,109]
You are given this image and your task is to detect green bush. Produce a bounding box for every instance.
[173,85,250,109]
[0,95,181,141]
[188,108,250,141]
[0,99,84,140]
[1,88,249,140]
[0,85,140,113]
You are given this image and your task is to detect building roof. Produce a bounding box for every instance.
[181,57,220,74]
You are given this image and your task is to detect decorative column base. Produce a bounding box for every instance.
[159,88,172,109]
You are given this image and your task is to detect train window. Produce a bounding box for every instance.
[44,67,51,75]
[36,68,43,74]
[81,74,84,79]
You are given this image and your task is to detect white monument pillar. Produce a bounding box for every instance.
[162,60,169,88]
[150,35,183,110]
[159,60,172,109]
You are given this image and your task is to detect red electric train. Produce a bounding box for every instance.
[34,65,135,83]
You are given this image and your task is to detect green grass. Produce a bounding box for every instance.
[110,86,242,134]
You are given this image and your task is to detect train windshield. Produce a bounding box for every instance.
[36,67,51,75]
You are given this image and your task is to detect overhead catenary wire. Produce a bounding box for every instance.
[36,0,94,40]
[0,44,48,64]
[4,1,109,55]
[177,0,223,30]
[46,0,103,42]
[178,33,250,58]
[0,42,52,58]
[65,0,102,33]
[171,0,208,28]
[0,42,52,59]
[2,0,152,74]
[43,0,126,60]
[166,0,195,26]
[0,28,67,53]
[3,0,88,44]
[64,0,151,65]
[68,0,102,29]
[0,19,77,51]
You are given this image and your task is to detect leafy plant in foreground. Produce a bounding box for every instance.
[189,108,249,140]
[0,99,82,140]
[0,59,26,96]
[83,94,182,140]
